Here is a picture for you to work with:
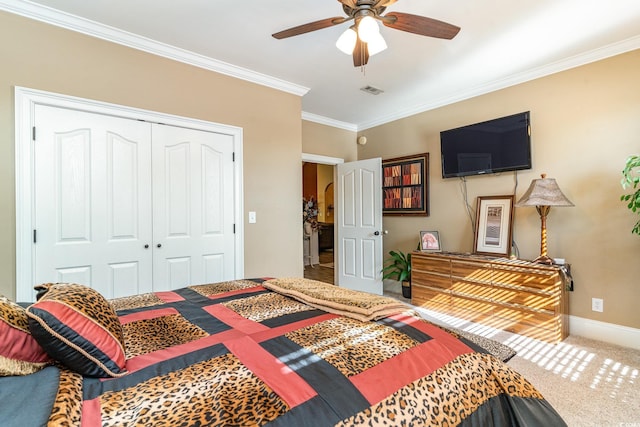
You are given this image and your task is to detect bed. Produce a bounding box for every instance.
[1,277,566,426]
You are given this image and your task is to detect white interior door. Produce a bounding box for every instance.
[151,124,236,291]
[33,105,153,300]
[336,158,383,294]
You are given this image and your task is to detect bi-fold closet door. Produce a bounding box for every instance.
[33,104,235,299]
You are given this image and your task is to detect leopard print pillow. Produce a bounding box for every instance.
[26,283,127,378]
[0,294,51,376]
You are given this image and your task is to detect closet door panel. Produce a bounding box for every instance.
[202,145,224,234]
[203,254,225,284]
[57,129,91,243]
[166,257,191,289]
[34,105,153,300]
[109,134,142,240]
[55,265,92,286]
[165,143,190,236]
[152,125,235,291]
[109,262,140,299]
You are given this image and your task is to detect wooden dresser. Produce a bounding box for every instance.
[411,251,569,343]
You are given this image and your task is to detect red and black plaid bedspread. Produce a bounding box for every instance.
[47,278,566,426]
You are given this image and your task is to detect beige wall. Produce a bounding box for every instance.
[302,120,358,162]
[359,49,640,329]
[0,11,304,299]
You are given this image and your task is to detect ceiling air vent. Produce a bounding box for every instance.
[360,85,384,95]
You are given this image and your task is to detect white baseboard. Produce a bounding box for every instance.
[570,315,640,351]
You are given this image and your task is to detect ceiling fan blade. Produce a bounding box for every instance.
[374,0,397,7]
[352,39,369,67]
[337,0,357,9]
[272,17,346,39]
[382,12,460,39]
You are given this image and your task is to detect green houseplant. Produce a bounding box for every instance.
[381,250,412,298]
[621,155,640,235]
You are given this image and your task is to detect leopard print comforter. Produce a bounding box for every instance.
[3,278,566,427]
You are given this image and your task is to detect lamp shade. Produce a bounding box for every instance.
[515,174,574,207]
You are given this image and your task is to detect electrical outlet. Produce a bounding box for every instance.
[592,298,604,312]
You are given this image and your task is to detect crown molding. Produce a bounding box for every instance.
[302,112,358,132]
[358,34,640,130]
[0,0,309,97]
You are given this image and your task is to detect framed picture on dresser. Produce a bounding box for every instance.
[420,231,441,251]
[474,195,514,256]
[382,153,429,216]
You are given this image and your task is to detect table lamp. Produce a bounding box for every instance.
[515,174,574,264]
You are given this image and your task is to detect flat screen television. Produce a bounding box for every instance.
[440,111,532,178]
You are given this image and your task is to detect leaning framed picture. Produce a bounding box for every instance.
[382,153,429,216]
[473,195,514,257]
[420,231,441,252]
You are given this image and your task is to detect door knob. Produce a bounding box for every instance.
[374,231,380,236]
[157,243,162,248]
[144,244,149,249]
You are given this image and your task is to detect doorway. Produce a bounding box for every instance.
[301,153,343,285]
[302,162,334,284]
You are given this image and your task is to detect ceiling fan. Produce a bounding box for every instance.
[272,0,460,67]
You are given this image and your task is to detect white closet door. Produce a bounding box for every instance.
[151,124,236,291]
[34,105,153,299]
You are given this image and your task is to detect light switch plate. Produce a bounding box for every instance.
[248,211,256,223]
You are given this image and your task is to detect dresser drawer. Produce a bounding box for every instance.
[412,285,451,311]
[450,278,494,301]
[493,304,561,340]
[490,286,559,312]
[491,265,560,293]
[412,255,451,275]
[493,302,557,325]
[451,260,493,285]
[449,293,496,324]
[413,272,452,290]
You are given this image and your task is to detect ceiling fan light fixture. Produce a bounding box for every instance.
[336,26,357,55]
[273,2,461,67]
[367,31,387,56]
[357,15,379,43]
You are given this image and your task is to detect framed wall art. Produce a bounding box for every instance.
[382,153,429,216]
[420,231,441,252]
[473,195,514,257]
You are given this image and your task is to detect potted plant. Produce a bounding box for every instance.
[621,154,640,235]
[381,250,412,298]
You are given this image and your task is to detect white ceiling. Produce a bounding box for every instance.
[4,0,640,130]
